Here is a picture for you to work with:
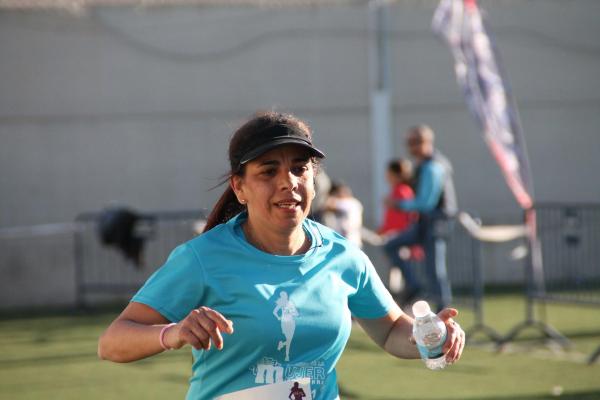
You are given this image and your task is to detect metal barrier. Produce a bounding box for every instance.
[536,203,600,363]
[452,212,528,344]
[0,223,77,309]
[7,205,597,360]
[74,209,205,307]
[535,203,600,305]
[502,203,600,363]
[445,217,502,343]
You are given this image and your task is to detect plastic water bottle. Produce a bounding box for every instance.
[412,300,448,370]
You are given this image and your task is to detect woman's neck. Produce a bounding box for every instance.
[243,220,310,256]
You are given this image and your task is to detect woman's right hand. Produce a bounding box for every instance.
[165,307,234,351]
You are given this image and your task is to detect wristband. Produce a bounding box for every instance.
[159,323,177,351]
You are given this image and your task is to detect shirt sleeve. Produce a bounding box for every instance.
[348,252,396,319]
[400,161,444,212]
[131,243,205,322]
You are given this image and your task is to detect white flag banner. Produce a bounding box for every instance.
[432,0,534,209]
[433,0,544,292]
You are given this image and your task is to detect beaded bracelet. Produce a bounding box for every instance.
[159,323,177,351]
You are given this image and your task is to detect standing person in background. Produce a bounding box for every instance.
[310,168,331,223]
[323,181,364,248]
[98,112,464,399]
[379,159,416,236]
[383,125,458,312]
[379,159,423,296]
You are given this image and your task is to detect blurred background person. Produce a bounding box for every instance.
[378,159,424,296]
[383,125,457,312]
[310,168,332,223]
[322,181,364,248]
[379,159,416,236]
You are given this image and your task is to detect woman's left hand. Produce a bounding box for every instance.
[437,308,465,364]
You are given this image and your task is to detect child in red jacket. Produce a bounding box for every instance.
[379,159,424,293]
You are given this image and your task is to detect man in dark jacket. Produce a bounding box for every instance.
[383,125,457,312]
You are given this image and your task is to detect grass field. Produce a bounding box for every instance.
[1,294,599,400]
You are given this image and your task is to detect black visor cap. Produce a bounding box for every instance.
[234,125,325,171]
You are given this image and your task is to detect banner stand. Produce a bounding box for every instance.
[464,239,502,345]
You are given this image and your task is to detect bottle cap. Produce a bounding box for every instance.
[412,300,431,318]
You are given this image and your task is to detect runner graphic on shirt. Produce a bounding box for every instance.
[273,291,298,362]
[288,382,306,400]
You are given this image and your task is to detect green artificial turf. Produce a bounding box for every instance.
[1,294,599,399]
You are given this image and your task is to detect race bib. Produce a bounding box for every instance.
[214,378,312,400]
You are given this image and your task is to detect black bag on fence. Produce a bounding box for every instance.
[97,207,145,268]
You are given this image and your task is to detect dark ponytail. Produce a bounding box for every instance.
[203,185,245,233]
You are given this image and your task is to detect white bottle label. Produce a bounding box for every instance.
[416,331,447,359]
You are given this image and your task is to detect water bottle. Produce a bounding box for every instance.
[412,300,448,370]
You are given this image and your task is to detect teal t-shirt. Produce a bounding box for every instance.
[132,212,395,399]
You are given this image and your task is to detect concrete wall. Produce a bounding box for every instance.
[1,0,599,308]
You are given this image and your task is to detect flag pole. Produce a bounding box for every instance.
[433,0,569,349]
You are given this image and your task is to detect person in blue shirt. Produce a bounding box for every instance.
[384,125,458,312]
[97,112,464,399]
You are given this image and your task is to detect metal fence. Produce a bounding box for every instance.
[5,204,598,360]
[536,203,600,363]
[446,218,502,342]
[77,208,491,334]
[70,203,600,362]
[74,209,205,307]
[0,223,77,309]
[535,203,600,305]
[500,203,600,363]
